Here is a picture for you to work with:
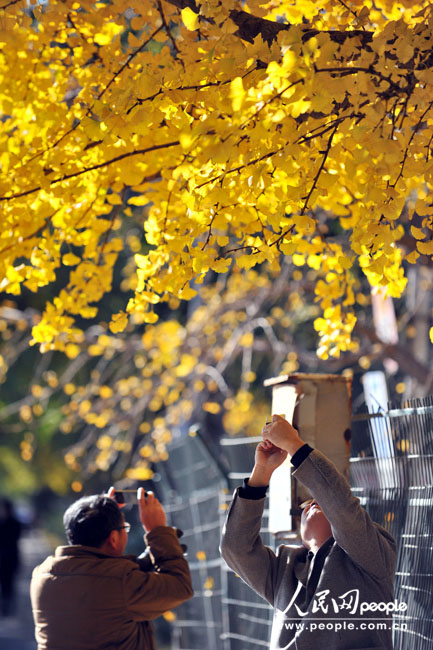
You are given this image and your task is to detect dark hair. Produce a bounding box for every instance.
[63,495,123,547]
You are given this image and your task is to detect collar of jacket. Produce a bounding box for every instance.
[54,545,136,561]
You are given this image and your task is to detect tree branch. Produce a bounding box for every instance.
[166,0,374,46]
[0,0,22,9]
[355,322,432,385]
[157,0,181,58]
[0,144,178,202]
[300,122,339,215]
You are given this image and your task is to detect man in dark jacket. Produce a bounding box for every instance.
[31,487,193,650]
[220,415,398,650]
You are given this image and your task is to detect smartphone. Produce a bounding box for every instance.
[265,413,286,424]
[113,489,139,505]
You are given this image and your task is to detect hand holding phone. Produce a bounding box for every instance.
[137,488,167,533]
[107,487,137,507]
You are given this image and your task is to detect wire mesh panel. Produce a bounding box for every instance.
[156,432,275,650]
[156,432,226,650]
[166,489,224,650]
[218,436,275,650]
[351,396,433,650]
[219,490,274,650]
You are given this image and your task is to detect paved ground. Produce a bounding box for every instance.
[0,529,52,650]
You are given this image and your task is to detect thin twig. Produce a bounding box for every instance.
[335,0,363,27]
[201,212,217,251]
[157,0,181,57]
[24,25,164,166]
[98,25,164,101]
[196,146,283,190]
[127,78,234,114]
[271,123,339,249]
[0,213,57,256]
[390,99,433,188]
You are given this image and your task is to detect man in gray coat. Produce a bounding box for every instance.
[220,415,398,650]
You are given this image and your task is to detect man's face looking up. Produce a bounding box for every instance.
[300,499,333,549]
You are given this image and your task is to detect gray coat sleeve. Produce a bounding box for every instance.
[293,449,396,580]
[219,489,279,606]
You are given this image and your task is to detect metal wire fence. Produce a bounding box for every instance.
[351,395,433,650]
[156,431,274,650]
[155,431,226,650]
[219,436,275,650]
[156,395,433,650]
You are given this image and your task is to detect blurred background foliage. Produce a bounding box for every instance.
[1,202,432,533]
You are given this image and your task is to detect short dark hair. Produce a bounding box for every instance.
[63,495,122,547]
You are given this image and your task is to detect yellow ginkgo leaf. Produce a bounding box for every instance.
[109,312,128,334]
[62,253,81,266]
[417,240,433,256]
[410,225,425,240]
[181,7,199,31]
[202,402,221,414]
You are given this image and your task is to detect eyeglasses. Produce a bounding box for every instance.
[117,522,131,534]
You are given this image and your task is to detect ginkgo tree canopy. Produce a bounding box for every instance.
[1,0,433,359]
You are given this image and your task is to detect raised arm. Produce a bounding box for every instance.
[126,489,193,619]
[293,449,396,579]
[263,416,396,580]
[220,424,292,605]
